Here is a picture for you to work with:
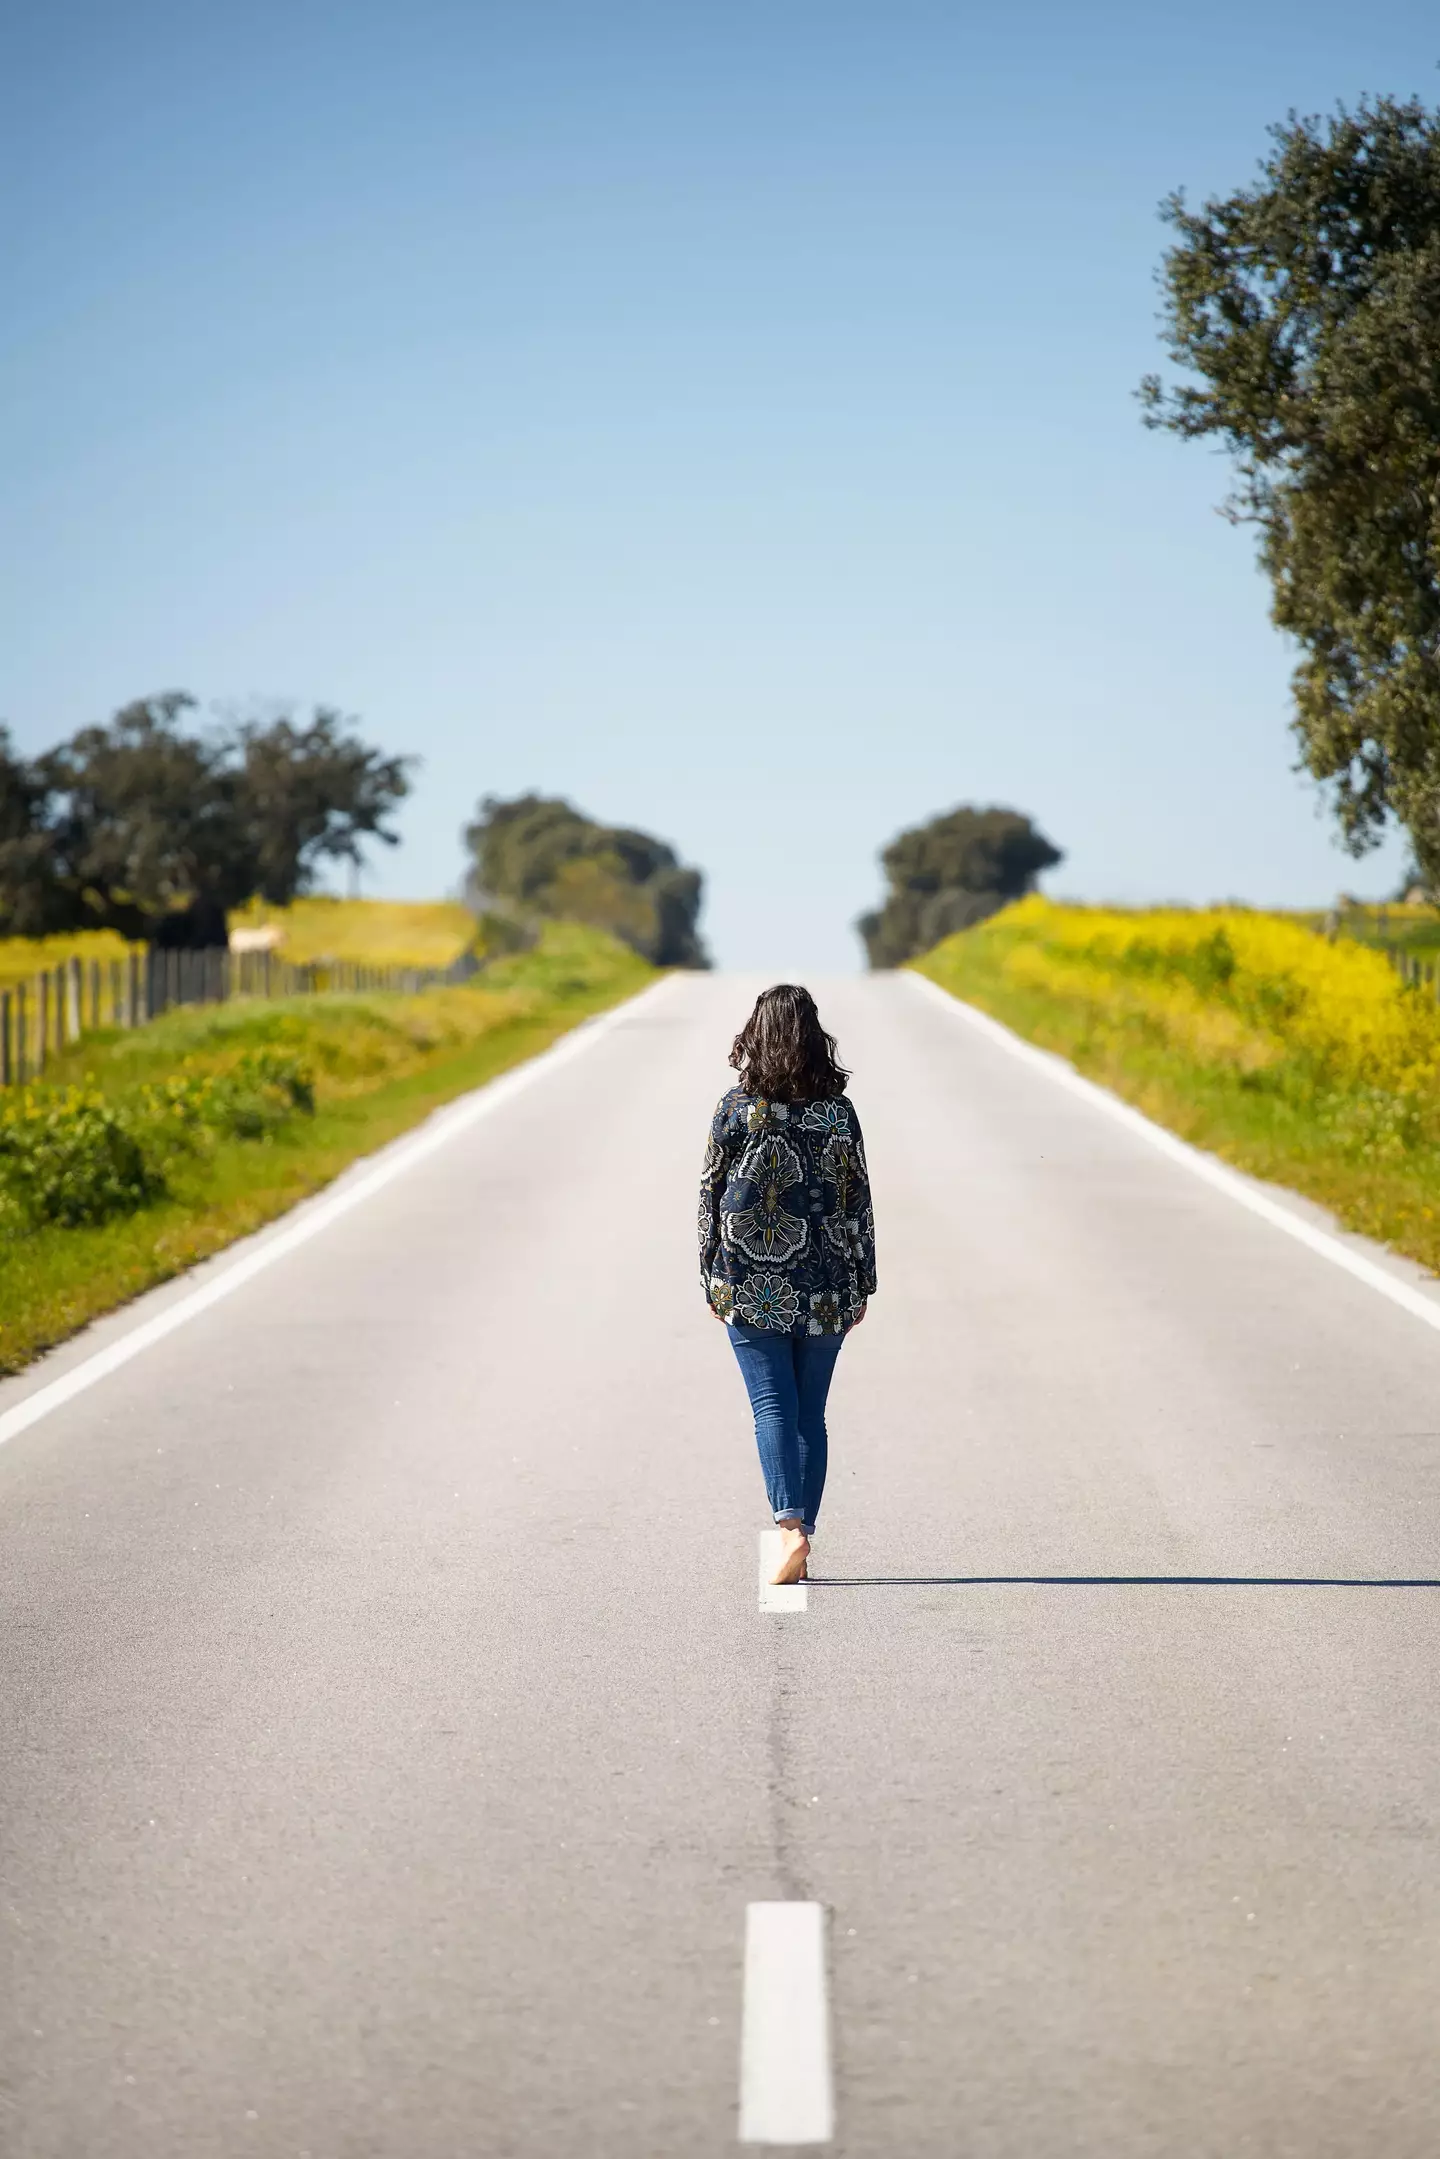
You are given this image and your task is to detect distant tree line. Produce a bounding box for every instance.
[0,704,712,968]
[465,794,708,968]
[0,694,412,947]
[859,805,1061,967]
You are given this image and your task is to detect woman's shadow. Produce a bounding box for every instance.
[810,1571,1440,1587]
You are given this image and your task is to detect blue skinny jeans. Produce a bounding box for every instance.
[727,1319,844,1536]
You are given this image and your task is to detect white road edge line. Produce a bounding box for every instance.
[740,1902,833,2145]
[911,971,1440,1335]
[0,976,680,1451]
[758,1529,807,1613]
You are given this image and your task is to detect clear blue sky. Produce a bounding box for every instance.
[3,2,1436,968]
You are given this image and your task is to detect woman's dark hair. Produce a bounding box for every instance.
[730,984,849,1102]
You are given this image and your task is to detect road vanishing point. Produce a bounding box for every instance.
[6,970,1440,2157]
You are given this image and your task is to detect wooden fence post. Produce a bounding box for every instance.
[66,957,81,1044]
[0,990,10,1088]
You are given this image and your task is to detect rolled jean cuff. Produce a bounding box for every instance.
[774,1509,816,1535]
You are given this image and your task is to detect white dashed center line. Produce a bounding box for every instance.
[740,1901,833,2144]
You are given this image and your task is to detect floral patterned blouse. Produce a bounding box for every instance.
[699,1088,877,1335]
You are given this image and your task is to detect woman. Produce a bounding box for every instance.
[699,984,877,1585]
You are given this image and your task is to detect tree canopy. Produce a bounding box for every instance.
[1140,94,1440,881]
[0,727,70,937]
[858,805,1062,967]
[0,695,413,943]
[465,793,708,968]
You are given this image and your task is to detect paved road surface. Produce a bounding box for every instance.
[6,971,1440,2158]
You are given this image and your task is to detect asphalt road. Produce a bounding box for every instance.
[7,970,1440,2158]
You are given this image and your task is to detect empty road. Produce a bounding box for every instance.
[6,970,1440,2157]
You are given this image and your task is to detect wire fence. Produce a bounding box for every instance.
[1328,908,1440,999]
[1382,942,1440,1000]
[0,945,479,1088]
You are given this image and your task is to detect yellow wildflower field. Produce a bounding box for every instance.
[223,896,477,967]
[915,897,1440,1273]
[0,898,476,990]
[978,898,1440,1097]
[0,930,139,991]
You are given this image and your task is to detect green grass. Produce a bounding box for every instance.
[0,923,654,1375]
[914,926,1440,1281]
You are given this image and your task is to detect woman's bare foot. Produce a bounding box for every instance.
[770,1526,810,1585]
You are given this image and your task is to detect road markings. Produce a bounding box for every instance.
[740,1902,833,2144]
[758,1529,807,1612]
[912,972,1440,1339]
[0,978,678,1452]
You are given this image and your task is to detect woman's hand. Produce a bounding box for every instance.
[852,1301,868,1327]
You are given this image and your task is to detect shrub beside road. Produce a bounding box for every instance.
[916,897,1440,1277]
[0,923,652,1374]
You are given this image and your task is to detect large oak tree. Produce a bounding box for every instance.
[464,793,708,968]
[0,695,413,943]
[859,805,1062,967]
[1141,95,1440,880]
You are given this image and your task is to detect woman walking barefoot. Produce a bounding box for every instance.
[699,985,877,1586]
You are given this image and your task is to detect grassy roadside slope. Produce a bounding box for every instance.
[0,924,653,1375]
[914,897,1440,1278]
